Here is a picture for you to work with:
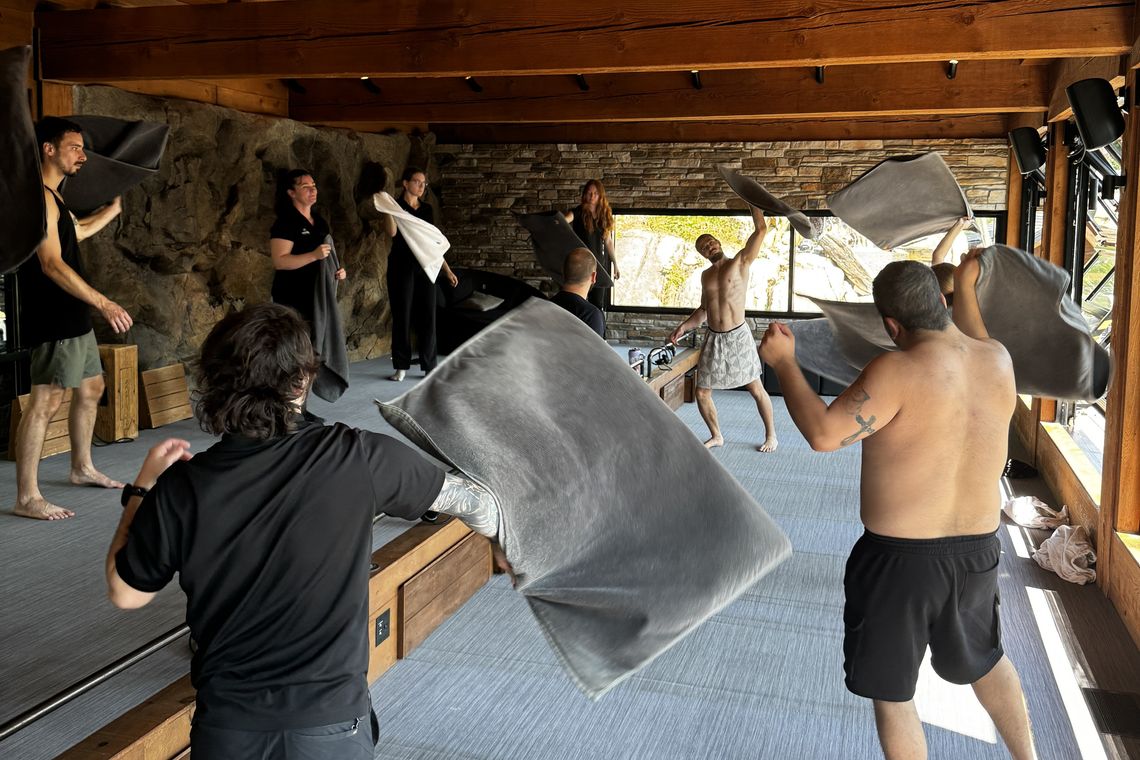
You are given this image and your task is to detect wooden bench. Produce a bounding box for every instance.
[647,347,700,411]
[57,517,489,758]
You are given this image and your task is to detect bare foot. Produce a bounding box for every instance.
[756,436,779,453]
[14,497,75,520]
[69,468,124,489]
[704,436,724,449]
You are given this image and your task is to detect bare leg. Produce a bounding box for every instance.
[971,656,1037,760]
[745,379,778,452]
[13,385,73,520]
[872,699,927,760]
[694,387,723,448]
[68,374,122,489]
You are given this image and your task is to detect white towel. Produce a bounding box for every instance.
[372,191,449,282]
[1033,525,1096,585]
[1002,495,1069,529]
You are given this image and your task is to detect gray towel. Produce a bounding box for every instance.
[516,211,615,288]
[377,299,791,698]
[0,46,44,273]
[310,234,349,402]
[826,153,971,249]
[791,246,1110,401]
[60,115,169,216]
[717,165,818,240]
[789,318,860,388]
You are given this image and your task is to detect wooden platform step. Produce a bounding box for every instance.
[6,389,73,461]
[139,364,193,429]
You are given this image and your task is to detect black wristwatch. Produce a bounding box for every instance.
[121,483,150,507]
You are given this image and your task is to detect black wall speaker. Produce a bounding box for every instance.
[1066,78,1125,150]
[1008,127,1046,174]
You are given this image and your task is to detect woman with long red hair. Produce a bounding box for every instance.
[564,179,619,312]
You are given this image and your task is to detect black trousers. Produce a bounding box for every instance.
[387,260,437,372]
[190,712,375,760]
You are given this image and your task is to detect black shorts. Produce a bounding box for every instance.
[843,529,1004,702]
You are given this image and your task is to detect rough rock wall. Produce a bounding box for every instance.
[72,85,437,369]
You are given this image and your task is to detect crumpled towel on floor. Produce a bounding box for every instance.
[1034,525,1096,585]
[1002,495,1069,529]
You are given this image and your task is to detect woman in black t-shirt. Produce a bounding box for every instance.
[269,169,346,325]
[383,167,458,382]
[563,178,619,312]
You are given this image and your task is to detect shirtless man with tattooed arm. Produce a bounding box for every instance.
[759,254,1036,760]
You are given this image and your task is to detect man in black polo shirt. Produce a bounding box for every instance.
[551,248,606,338]
[105,304,499,759]
[14,117,133,521]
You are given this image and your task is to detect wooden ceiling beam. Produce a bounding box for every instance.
[37,0,1133,81]
[289,62,1047,125]
[1047,56,1126,121]
[426,116,1012,144]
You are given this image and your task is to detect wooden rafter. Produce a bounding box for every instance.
[289,62,1047,125]
[427,116,1012,144]
[36,0,1133,82]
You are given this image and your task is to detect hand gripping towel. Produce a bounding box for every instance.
[717,165,818,240]
[376,298,791,698]
[373,191,449,282]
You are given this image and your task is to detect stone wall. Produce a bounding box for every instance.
[435,139,1009,343]
[71,86,437,368]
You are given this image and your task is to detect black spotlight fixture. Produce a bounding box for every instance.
[575,74,589,92]
[465,76,483,93]
[360,76,381,95]
[1008,126,1046,175]
[690,70,702,90]
[946,59,958,80]
[1066,77,1125,151]
[814,66,824,84]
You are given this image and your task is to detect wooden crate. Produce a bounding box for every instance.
[7,389,73,461]
[139,364,193,429]
[95,344,138,442]
[56,675,194,759]
[398,531,491,657]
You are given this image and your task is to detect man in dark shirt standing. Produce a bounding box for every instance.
[13,117,133,521]
[106,304,499,759]
[551,247,606,338]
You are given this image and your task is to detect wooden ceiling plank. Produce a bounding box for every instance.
[427,116,1011,144]
[37,0,1133,81]
[289,61,1046,125]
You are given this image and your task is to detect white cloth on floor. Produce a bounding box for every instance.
[1033,525,1096,585]
[1002,495,1069,529]
[372,191,449,281]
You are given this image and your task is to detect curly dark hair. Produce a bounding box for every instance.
[193,303,321,440]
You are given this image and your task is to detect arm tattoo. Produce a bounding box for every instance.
[430,471,500,538]
[840,385,876,447]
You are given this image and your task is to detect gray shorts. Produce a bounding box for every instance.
[696,323,763,389]
[29,330,102,388]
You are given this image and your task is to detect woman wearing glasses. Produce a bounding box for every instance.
[383,167,458,382]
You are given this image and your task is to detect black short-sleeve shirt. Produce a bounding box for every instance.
[270,207,330,318]
[115,421,443,731]
[551,290,606,338]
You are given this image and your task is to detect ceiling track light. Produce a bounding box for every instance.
[360,76,381,95]
[465,76,483,93]
[575,74,589,91]
[946,59,958,80]
[690,70,702,90]
[814,66,824,84]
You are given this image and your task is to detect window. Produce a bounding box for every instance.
[611,210,1003,315]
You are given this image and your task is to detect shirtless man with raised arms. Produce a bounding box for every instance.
[759,252,1035,760]
[669,206,777,452]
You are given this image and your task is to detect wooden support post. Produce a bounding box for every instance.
[1035,121,1072,424]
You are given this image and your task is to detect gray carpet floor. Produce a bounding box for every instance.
[2,358,1138,759]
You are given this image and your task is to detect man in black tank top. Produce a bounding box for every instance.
[13,118,134,521]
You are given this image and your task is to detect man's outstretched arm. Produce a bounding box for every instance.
[430,471,500,539]
[952,249,990,340]
[738,206,768,266]
[931,216,971,266]
[759,322,901,451]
